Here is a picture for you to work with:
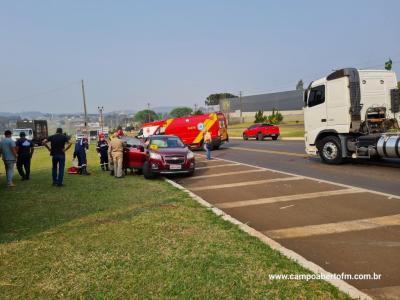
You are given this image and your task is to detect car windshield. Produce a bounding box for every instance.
[149,136,185,148]
[122,137,142,147]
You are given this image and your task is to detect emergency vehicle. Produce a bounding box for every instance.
[138,112,229,149]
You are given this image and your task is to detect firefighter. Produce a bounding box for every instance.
[96,133,109,171]
[73,136,90,175]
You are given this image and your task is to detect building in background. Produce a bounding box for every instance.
[219,89,304,123]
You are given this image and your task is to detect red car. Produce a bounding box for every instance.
[143,135,195,179]
[243,123,280,141]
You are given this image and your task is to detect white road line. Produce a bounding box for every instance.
[265,214,400,239]
[195,154,400,200]
[189,177,302,192]
[196,163,240,170]
[186,169,266,180]
[165,178,372,300]
[280,205,295,210]
[217,188,363,209]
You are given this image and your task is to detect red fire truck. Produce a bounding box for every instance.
[138,112,229,149]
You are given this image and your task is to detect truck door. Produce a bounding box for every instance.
[327,77,350,127]
[304,85,327,143]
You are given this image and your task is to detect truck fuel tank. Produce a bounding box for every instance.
[377,135,400,158]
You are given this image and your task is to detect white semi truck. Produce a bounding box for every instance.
[303,68,400,164]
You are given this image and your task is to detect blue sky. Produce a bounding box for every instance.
[1,0,399,113]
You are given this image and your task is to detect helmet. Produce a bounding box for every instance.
[117,129,124,136]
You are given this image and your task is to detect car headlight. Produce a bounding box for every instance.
[150,152,162,160]
[187,151,194,159]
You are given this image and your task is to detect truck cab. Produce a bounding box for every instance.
[304,68,400,164]
[12,128,33,142]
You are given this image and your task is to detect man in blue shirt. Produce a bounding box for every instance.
[16,131,34,180]
[43,128,72,187]
[0,130,17,187]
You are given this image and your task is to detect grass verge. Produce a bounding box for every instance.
[0,147,348,299]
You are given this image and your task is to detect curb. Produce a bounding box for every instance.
[165,178,372,300]
[229,136,304,141]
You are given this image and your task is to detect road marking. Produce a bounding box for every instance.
[196,163,240,170]
[265,214,400,239]
[217,188,362,209]
[187,169,266,180]
[165,178,373,300]
[280,204,295,210]
[229,146,306,158]
[189,177,302,191]
[195,154,400,200]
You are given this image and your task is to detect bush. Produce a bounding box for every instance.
[266,108,283,124]
[254,110,265,123]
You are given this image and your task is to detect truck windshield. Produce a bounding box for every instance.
[149,136,185,148]
[12,129,30,137]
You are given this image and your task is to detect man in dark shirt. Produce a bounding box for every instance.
[43,128,72,187]
[16,131,34,180]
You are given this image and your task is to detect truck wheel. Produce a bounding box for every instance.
[257,133,263,141]
[318,136,343,165]
[243,134,248,140]
[143,161,156,179]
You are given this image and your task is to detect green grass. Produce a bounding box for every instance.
[0,147,349,299]
[228,122,305,138]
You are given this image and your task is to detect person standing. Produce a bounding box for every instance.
[43,128,72,187]
[108,132,124,178]
[203,129,212,160]
[0,130,17,187]
[96,133,109,171]
[73,136,90,175]
[16,131,34,180]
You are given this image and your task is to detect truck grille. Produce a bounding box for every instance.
[164,155,185,164]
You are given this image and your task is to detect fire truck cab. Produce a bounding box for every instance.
[139,112,229,150]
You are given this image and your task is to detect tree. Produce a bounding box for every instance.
[385,58,393,70]
[266,108,283,124]
[254,110,265,123]
[205,93,237,106]
[134,109,159,123]
[169,107,193,118]
[296,79,304,90]
[193,109,204,115]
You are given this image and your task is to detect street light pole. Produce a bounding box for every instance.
[147,102,151,122]
[98,106,104,132]
[239,91,243,123]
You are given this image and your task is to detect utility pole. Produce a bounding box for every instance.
[194,103,198,114]
[98,106,104,132]
[81,79,89,135]
[239,91,243,123]
[147,102,151,122]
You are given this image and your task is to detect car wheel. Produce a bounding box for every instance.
[243,134,248,140]
[257,133,263,141]
[318,136,343,165]
[272,136,278,141]
[143,161,156,179]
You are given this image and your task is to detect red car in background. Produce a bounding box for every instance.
[243,123,280,141]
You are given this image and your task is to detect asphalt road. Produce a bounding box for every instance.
[216,139,400,196]
[170,139,400,299]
